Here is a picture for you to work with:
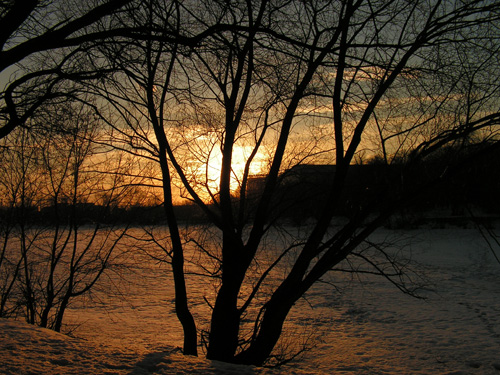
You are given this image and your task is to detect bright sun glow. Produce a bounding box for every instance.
[203,145,266,196]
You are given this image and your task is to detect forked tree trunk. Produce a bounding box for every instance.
[234,284,298,366]
[207,252,299,365]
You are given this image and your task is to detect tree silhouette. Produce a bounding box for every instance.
[0,100,133,331]
[0,0,142,139]
[6,0,500,366]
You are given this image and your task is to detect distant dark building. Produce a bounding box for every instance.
[275,164,399,221]
[247,155,500,224]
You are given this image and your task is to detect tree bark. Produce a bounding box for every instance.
[207,236,250,361]
[235,283,298,366]
[158,149,198,356]
[206,280,243,361]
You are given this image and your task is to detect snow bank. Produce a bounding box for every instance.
[0,318,266,374]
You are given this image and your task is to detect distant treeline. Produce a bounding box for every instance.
[2,143,499,226]
[0,202,208,226]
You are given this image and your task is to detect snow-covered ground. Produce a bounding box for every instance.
[1,226,500,374]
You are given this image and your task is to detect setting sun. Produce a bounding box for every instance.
[202,145,266,197]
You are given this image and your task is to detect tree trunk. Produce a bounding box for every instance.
[171,240,198,356]
[40,264,56,328]
[0,257,21,317]
[206,280,242,361]
[161,166,197,355]
[234,285,296,366]
[54,292,71,332]
[207,238,250,361]
[165,196,198,355]
[39,295,53,328]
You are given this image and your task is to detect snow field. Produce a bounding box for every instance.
[1,227,499,374]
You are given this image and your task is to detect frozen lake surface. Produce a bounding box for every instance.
[1,226,500,374]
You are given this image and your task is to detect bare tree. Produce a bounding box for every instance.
[0,100,134,331]
[90,0,500,366]
[0,0,262,140]
[0,126,38,318]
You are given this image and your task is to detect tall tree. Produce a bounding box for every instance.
[93,0,500,365]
